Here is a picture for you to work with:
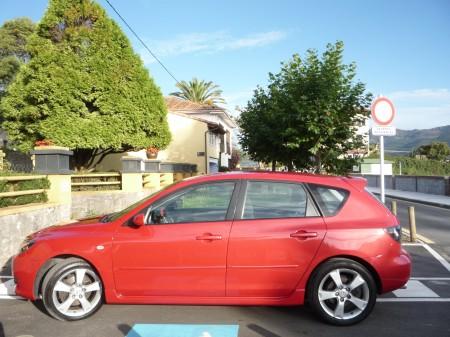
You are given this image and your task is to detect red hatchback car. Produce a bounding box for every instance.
[13,172,411,325]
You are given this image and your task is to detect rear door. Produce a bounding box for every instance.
[226,180,326,297]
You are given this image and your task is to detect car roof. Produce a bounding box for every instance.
[183,171,360,189]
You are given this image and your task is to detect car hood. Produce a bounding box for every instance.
[30,215,107,238]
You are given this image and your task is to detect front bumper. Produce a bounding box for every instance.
[12,252,40,300]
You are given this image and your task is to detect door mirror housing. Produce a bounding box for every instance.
[132,214,146,227]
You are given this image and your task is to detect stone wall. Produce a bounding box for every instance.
[71,189,155,219]
[0,203,71,268]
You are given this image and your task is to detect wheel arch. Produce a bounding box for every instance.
[33,254,105,299]
[305,254,383,302]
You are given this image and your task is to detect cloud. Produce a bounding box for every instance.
[385,88,450,130]
[140,30,287,64]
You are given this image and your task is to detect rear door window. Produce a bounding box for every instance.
[241,181,318,219]
[308,184,349,216]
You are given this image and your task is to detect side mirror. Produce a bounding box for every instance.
[132,214,146,227]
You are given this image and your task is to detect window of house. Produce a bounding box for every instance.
[148,182,235,224]
[242,181,312,219]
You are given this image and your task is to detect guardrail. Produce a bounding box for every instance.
[0,175,50,208]
[71,173,122,192]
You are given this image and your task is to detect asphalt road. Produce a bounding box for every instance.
[385,197,450,261]
[1,299,449,337]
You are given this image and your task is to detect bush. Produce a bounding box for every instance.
[389,156,450,176]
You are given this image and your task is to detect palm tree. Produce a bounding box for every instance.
[170,78,225,105]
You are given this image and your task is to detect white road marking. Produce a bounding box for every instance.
[378,298,450,302]
[393,280,439,298]
[0,279,16,296]
[411,277,450,281]
[422,243,450,273]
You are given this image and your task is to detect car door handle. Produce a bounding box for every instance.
[196,234,223,241]
[290,231,318,239]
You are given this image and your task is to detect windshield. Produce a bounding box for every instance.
[101,181,180,222]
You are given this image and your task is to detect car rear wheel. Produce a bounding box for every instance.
[308,258,377,325]
[41,258,103,321]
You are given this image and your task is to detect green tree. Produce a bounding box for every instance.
[413,141,450,161]
[171,78,225,105]
[0,0,170,170]
[0,17,35,97]
[239,41,372,174]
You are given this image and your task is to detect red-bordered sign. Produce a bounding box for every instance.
[371,97,395,126]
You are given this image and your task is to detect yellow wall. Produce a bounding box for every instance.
[158,113,208,174]
[93,112,210,174]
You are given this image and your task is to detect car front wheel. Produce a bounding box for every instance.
[308,258,377,325]
[41,258,103,321]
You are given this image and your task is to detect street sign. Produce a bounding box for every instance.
[370,96,396,204]
[372,125,396,136]
[371,97,395,126]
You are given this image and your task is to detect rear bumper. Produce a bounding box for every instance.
[377,248,411,293]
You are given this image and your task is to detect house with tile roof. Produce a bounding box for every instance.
[94,96,237,174]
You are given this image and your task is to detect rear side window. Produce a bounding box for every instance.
[308,184,349,216]
[242,181,313,219]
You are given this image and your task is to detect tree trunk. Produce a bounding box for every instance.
[72,148,120,171]
[271,161,276,171]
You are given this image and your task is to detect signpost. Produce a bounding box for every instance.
[371,97,396,203]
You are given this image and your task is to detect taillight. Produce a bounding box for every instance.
[384,225,401,242]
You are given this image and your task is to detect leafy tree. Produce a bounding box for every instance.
[239,41,372,174]
[413,141,450,161]
[0,0,170,170]
[171,78,225,105]
[0,17,35,97]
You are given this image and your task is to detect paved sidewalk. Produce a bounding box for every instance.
[367,187,450,209]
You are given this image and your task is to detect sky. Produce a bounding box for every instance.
[1,0,450,130]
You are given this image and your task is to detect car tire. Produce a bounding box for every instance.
[308,258,377,326]
[41,258,103,321]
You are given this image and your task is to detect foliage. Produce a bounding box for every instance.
[238,41,372,174]
[0,176,50,208]
[171,78,225,105]
[389,156,450,176]
[0,0,170,170]
[412,141,450,161]
[0,17,35,97]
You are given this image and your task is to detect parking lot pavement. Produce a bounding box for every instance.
[1,243,449,337]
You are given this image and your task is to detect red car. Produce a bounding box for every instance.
[13,172,410,325]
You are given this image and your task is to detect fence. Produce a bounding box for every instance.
[354,174,450,196]
[0,175,50,208]
[71,173,122,192]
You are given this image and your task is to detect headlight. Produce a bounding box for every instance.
[384,225,401,242]
[19,236,35,254]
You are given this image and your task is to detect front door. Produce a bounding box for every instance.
[112,181,237,297]
[227,180,326,297]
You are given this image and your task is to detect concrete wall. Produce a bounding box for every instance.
[0,203,71,268]
[356,174,450,196]
[71,189,155,219]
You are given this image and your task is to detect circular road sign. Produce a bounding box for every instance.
[371,97,395,126]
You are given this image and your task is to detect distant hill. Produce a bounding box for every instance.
[370,125,450,153]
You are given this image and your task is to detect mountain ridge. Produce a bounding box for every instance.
[369,125,450,152]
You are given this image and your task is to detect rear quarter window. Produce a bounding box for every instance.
[308,184,349,216]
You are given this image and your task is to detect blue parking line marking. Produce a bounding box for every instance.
[126,324,239,337]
